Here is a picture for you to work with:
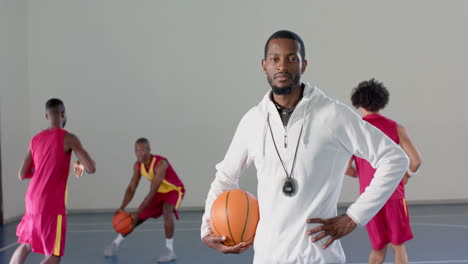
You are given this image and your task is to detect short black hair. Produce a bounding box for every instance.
[351,78,389,112]
[136,137,150,146]
[264,30,306,60]
[45,98,65,114]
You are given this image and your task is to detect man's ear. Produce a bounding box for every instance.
[301,59,308,74]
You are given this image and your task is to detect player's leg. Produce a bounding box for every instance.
[368,245,388,264]
[104,218,145,256]
[123,218,145,237]
[9,243,32,264]
[366,205,391,264]
[105,192,163,257]
[40,255,61,264]
[391,243,408,264]
[387,199,413,264]
[12,214,34,264]
[157,194,179,263]
[163,203,175,239]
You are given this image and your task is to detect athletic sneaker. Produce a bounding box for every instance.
[157,247,177,262]
[104,242,119,256]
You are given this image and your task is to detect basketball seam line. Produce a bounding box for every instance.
[113,213,132,234]
[240,191,249,242]
[226,190,237,245]
[113,213,127,227]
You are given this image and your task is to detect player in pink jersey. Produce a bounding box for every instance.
[104,138,185,262]
[10,98,96,264]
[346,79,422,264]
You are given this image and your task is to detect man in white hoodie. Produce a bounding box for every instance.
[201,30,410,263]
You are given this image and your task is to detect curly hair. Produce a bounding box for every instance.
[351,78,389,112]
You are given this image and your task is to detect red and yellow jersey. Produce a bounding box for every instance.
[137,155,185,208]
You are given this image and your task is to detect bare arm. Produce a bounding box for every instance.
[345,157,357,177]
[398,124,422,184]
[64,133,96,174]
[119,163,142,211]
[133,159,168,215]
[18,150,34,180]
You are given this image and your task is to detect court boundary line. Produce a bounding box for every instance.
[412,222,468,229]
[411,213,468,218]
[0,242,18,252]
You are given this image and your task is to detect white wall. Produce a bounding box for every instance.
[0,0,30,222]
[2,0,466,218]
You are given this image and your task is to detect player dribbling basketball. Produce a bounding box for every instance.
[104,138,185,263]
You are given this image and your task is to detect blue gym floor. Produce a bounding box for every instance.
[0,204,467,264]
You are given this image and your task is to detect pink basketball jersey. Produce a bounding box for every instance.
[354,114,405,199]
[26,127,72,214]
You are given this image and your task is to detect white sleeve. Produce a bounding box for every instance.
[326,102,410,227]
[200,112,253,239]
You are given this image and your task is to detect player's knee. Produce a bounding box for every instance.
[391,243,407,253]
[162,204,174,219]
[369,256,385,264]
[391,244,408,263]
[40,255,61,264]
[369,248,386,264]
[22,243,32,251]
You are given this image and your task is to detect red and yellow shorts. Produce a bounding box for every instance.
[138,190,184,221]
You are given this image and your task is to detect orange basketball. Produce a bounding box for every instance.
[112,211,133,235]
[210,189,260,246]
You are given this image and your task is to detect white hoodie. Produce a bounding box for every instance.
[201,83,409,264]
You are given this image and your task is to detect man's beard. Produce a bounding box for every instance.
[268,74,301,95]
